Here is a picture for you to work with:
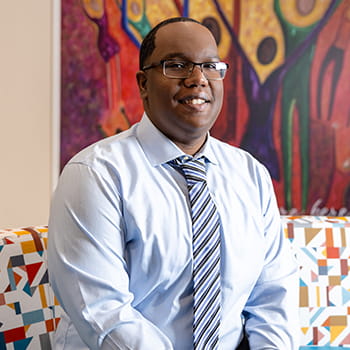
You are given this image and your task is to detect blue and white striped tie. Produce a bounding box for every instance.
[170,156,221,349]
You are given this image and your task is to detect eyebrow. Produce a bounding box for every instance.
[161,52,221,61]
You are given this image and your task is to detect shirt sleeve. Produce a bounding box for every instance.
[48,162,174,350]
[242,166,300,350]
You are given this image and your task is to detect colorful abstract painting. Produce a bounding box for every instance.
[61,0,350,215]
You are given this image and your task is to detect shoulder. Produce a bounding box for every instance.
[59,125,144,187]
[68,125,138,167]
[209,137,269,177]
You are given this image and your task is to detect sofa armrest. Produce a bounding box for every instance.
[282,216,350,348]
[0,226,60,349]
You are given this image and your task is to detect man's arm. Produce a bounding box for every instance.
[48,162,173,350]
[242,167,300,349]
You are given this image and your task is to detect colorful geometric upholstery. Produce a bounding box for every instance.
[0,227,60,350]
[283,216,350,349]
[1,218,350,349]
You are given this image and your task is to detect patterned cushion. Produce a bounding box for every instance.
[283,216,350,348]
[0,227,60,349]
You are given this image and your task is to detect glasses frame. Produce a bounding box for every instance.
[142,60,229,80]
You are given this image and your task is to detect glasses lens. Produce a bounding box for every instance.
[164,61,191,78]
[202,62,227,80]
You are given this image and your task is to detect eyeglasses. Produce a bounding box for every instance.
[142,60,229,80]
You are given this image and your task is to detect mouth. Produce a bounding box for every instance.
[178,95,210,107]
[183,98,207,105]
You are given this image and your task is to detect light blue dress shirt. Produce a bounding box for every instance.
[48,113,299,350]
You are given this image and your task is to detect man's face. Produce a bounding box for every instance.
[137,21,224,152]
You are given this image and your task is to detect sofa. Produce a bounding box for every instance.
[1,216,350,349]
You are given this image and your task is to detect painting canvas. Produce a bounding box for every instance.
[61,0,350,215]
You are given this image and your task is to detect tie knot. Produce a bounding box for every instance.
[169,156,207,185]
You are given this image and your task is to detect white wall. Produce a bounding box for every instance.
[0,1,56,227]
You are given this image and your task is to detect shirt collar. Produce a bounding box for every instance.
[136,113,218,167]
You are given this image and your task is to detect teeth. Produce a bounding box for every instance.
[185,98,206,105]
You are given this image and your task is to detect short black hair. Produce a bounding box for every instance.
[139,17,206,70]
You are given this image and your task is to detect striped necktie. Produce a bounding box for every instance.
[170,156,221,349]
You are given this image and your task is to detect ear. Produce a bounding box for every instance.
[136,70,148,100]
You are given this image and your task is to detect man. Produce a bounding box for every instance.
[48,17,299,349]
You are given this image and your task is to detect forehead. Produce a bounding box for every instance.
[150,21,219,62]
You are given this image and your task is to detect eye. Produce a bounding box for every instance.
[203,62,218,70]
[165,61,188,70]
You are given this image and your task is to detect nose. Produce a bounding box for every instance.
[184,65,208,87]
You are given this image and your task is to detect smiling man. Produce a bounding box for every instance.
[136,19,224,156]
[48,17,299,350]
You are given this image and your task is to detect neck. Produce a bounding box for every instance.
[174,135,207,156]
